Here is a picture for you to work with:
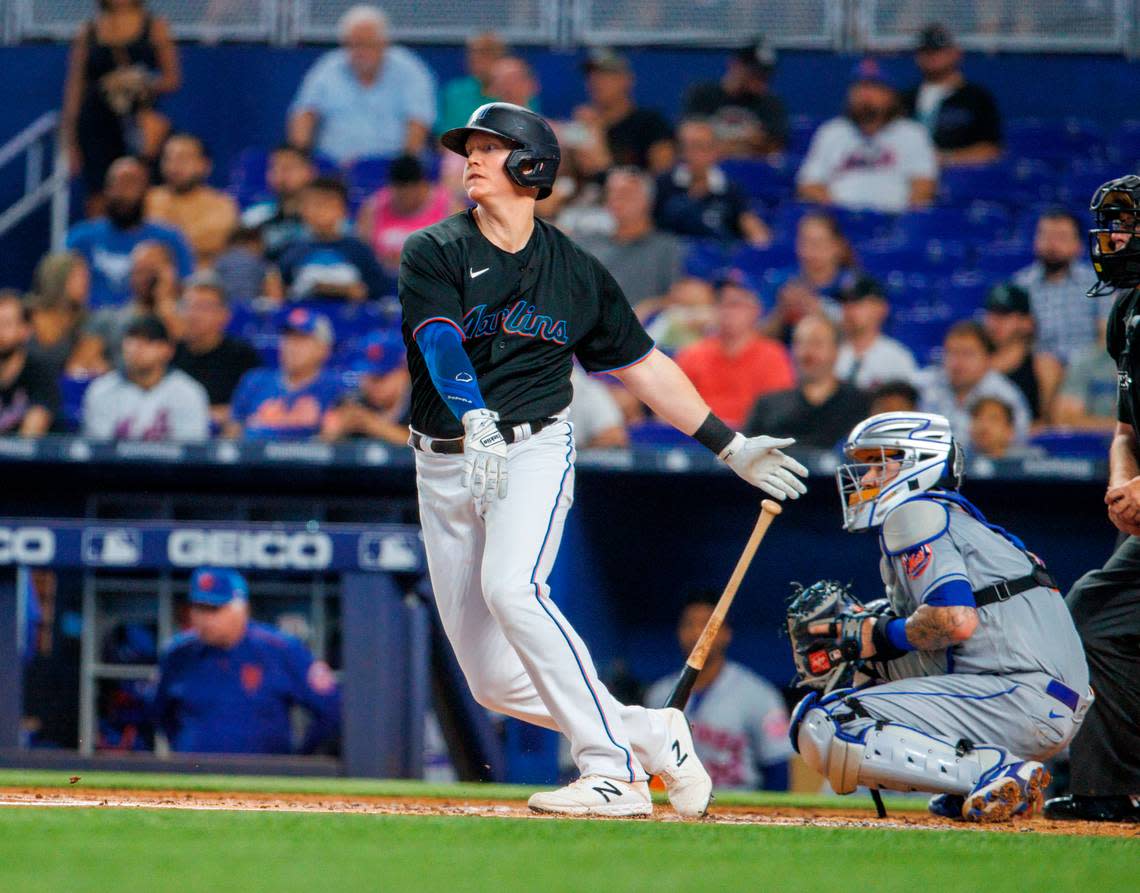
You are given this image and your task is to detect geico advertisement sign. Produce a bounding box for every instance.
[168,530,333,569]
[0,527,55,564]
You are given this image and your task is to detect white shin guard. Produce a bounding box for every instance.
[796,705,1006,796]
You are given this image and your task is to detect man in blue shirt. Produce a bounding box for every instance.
[287,5,436,163]
[154,567,340,754]
[227,307,344,440]
[66,157,194,309]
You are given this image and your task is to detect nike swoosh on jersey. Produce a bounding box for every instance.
[469,267,490,279]
[1048,710,1064,719]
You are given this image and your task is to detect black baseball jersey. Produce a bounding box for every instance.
[1106,286,1140,428]
[399,210,654,438]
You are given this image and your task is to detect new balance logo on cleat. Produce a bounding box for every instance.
[671,740,688,767]
[591,780,623,803]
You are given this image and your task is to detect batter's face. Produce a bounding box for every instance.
[463,133,524,204]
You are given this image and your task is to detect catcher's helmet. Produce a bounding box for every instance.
[1088,174,1140,298]
[440,102,561,200]
[836,412,964,532]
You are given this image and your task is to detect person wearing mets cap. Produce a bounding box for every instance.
[399,101,808,817]
[153,567,340,754]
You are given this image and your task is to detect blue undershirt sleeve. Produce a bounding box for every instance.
[414,320,487,420]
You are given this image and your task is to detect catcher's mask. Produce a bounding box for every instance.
[836,412,963,532]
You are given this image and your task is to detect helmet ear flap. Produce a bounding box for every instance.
[938,440,965,491]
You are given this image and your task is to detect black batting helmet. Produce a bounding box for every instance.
[440,102,561,200]
[1088,174,1140,297]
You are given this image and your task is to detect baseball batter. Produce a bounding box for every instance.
[398,102,809,817]
[788,412,1091,821]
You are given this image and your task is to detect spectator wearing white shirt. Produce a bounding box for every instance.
[834,274,917,390]
[916,320,1030,446]
[287,5,436,163]
[797,58,938,213]
[568,365,627,448]
[82,315,209,442]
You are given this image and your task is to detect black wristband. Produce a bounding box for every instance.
[692,412,736,454]
[871,615,906,662]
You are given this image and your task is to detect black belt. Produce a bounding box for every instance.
[411,416,558,455]
[973,565,1059,608]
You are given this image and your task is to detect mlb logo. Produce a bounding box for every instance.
[82,528,141,566]
[358,533,419,571]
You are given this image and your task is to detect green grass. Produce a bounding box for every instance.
[0,808,1134,893]
[0,768,927,810]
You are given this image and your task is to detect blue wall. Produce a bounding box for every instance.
[1,41,1137,288]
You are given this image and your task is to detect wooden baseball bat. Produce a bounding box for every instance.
[663,498,783,710]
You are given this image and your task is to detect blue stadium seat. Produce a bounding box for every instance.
[895,203,1012,244]
[1109,120,1140,170]
[728,242,796,280]
[228,147,270,209]
[59,375,92,433]
[787,116,821,155]
[1028,429,1112,458]
[683,239,730,279]
[1059,161,1118,206]
[860,238,966,278]
[973,241,1034,277]
[628,420,697,447]
[1005,118,1107,167]
[345,156,392,208]
[719,159,794,205]
[945,270,995,315]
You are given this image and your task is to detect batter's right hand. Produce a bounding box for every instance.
[718,433,809,500]
[461,408,508,501]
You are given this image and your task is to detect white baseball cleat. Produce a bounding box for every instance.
[962,760,1051,823]
[654,707,713,818]
[527,776,653,817]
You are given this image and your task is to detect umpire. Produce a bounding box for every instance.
[1045,176,1140,822]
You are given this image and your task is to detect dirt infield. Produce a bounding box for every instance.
[1,786,1135,837]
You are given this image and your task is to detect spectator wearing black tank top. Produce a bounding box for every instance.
[61,1,181,215]
[983,282,1062,426]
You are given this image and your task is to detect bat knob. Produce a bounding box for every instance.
[761,499,783,516]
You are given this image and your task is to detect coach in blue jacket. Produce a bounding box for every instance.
[154,567,340,754]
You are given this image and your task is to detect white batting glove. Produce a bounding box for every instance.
[461,408,508,501]
[718,433,809,500]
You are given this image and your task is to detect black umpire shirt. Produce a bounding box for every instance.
[1106,286,1140,430]
[399,210,654,439]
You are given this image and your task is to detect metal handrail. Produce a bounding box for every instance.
[0,109,70,252]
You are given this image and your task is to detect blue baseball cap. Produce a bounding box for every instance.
[280,306,334,345]
[850,57,897,90]
[352,330,406,376]
[189,567,249,607]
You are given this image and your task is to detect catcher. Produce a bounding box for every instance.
[786,411,1091,821]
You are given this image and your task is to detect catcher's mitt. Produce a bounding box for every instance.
[786,580,870,692]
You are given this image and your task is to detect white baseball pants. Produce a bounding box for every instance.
[414,419,668,782]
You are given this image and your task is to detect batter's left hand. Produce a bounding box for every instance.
[719,433,809,500]
[461,408,509,501]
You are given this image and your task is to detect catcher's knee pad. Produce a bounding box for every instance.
[794,698,1007,796]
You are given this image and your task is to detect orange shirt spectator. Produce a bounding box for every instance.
[675,274,795,428]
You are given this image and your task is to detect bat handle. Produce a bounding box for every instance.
[663,664,699,711]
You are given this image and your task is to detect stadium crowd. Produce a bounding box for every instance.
[0,5,1119,463]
